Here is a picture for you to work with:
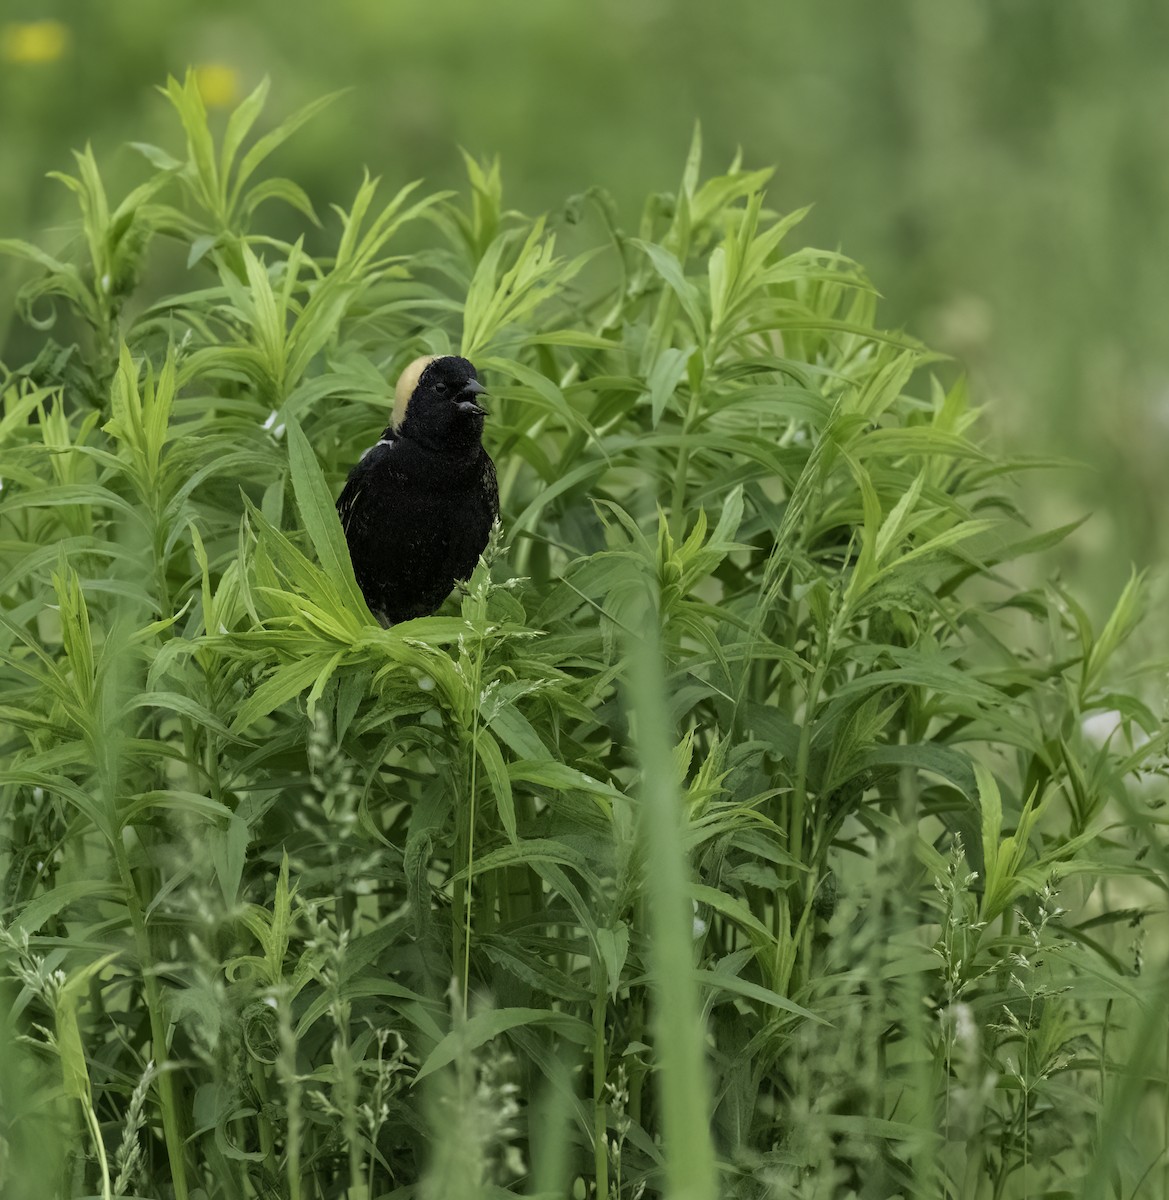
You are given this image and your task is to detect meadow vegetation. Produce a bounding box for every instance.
[0,77,1165,1199]
[6,1,1169,607]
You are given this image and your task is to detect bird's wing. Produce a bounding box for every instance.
[336,487,359,538]
[337,442,385,536]
[481,451,499,512]
[336,461,367,536]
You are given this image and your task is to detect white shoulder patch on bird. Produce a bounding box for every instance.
[393,355,439,429]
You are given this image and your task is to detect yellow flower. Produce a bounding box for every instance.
[1,20,69,64]
[194,63,240,109]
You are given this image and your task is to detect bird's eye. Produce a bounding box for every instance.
[434,380,449,394]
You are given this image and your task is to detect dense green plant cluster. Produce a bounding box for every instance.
[1,77,1165,1199]
[8,1,1169,609]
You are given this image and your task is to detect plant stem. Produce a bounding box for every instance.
[112,839,190,1200]
[669,385,701,533]
[277,988,302,1200]
[784,655,827,993]
[252,1058,276,1164]
[81,1093,112,1200]
[461,593,487,1012]
[592,958,610,1200]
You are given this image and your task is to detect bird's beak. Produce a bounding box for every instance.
[456,378,488,415]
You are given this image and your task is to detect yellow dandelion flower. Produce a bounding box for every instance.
[193,63,240,109]
[1,20,69,64]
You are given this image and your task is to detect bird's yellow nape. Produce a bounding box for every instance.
[392,355,439,428]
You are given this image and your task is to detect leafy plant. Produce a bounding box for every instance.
[1,75,1165,1200]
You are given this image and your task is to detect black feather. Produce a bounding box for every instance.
[337,356,499,624]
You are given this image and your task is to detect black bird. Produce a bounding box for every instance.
[337,355,499,624]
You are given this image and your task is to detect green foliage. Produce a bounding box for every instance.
[1,80,1166,1200]
[5,1,1169,616]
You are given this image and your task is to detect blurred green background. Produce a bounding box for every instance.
[3,0,1166,619]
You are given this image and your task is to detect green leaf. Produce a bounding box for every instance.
[285,415,371,620]
[595,923,629,999]
[13,881,120,936]
[232,654,335,732]
[220,76,271,190]
[485,699,549,760]
[690,882,778,947]
[242,176,320,225]
[509,760,624,807]
[694,968,825,1025]
[475,728,516,842]
[415,1008,591,1082]
[859,742,977,799]
[646,346,691,426]
[210,815,250,908]
[54,955,118,1102]
[231,90,345,213]
[631,239,707,339]
[129,141,184,171]
[975,761,1004,918]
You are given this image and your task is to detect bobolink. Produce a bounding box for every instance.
[337,354,499,625]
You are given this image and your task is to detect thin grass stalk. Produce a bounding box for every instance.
[251,1058,277,1166]
[461,615,486,1012]
[592,954,610,1200]
[626,612,717,1200]
[669,385,702,537]
[1080,965,1169,1200]
[111,838,191,1200]
[80,1090,112,1200]
[783,653,829,994]
[274,984,303,1200]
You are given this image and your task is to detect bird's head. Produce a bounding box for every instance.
[392,354,487,450]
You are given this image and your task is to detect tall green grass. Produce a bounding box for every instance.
[0,75,1165,1199]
